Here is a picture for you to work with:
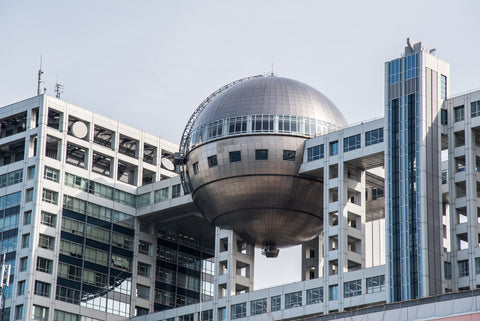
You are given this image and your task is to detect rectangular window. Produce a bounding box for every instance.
[329,284,338,300]
[306,287,323,304]
[454,106,465,122]
[329,141,338,156]
[458,260,469,277]
[208,155,218,167]
[28,165,36,180]
[472,101,480,118]
[15,305,23,320]
[34,281,51,298]
[56,285,81,304]
[366,275,385,293]
[33,305,49,321]
[344,134,361,152]
[202,310,213,321]
[193,162,200,174]
[365,128,384,146]
[229,151,241,163]
[441,74,447,100]
[138,240,152,256]
[17,281,26,295]
[135,307,149,316]
[137,262,151,278]
[44,166,60,182]
[283,150,296,161]
[42,189,58,205]
[230,303,246,319]
[25,188,33,202]
[307,145,324,162]
[37,257,53,274]
[23,211,32,225]
[41,211,57,227]
[285,291,302,308]
[271,295,281,311]
[255,149,268,160]
[476,258,480,275]
[58,263,82,281]
[441,109,448,125]
[444,262,452,279]
[21,233,30,248]
[154,187,169,203]
[344,279,362,297]
[218,308,226,321]
[250,298,267,315]
[39,234,55,250]
[19,257,28,272]
[172,184,181,198]
[136,284,150,300]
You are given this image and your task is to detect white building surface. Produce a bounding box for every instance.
[0,40,479,321]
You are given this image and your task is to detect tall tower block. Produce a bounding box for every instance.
[385,39,450,301]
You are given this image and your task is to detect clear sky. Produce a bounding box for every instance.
[1,1,479,290]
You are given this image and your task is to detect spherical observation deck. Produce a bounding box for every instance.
[179,75,347,257]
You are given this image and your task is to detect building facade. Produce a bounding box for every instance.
[0,40,479,321]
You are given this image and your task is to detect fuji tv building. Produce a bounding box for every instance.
[1,40,480,321]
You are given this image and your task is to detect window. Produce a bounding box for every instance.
[19,257,28,272]
[34,281,51,298]
[172,184,181,198]
[40,211,57,227]
[42,189,58,205]
[56,285,81,304]
[250,298,267,315]
[344,134,361,152]
[306,287,323,304]
[218,308,226,321]
[179,315,194,321]
[60,240,83,258]
[271,295,281,311]
[365,128,384,146]
[154,187,169,203]
[329,284,338,300]
[138,240,152,256]
[137,262,151,278]
[25,188,33,202]
[23,211,31,225]
[454,106,465,122]
[193,162,200,174]
[458,260,469,277]
[36,257,52,274]
[139,220,153,234]
[444,262,452,279]
[33,305,49,321]
[285,291,302,308]
[307,145,324,162]
[21,233,30,248]
[208,155,218,167]
[329,141,338,156]
[441,170,447,184]
[15,305,23,320]
[441,74,447,99]
[135,307,149,316]
[202,310,213,321]
[17,281,26,295]
[255,149,268,160]
[39,234,55,250]
[230,303,246,319]
[472,101,480,118]
[283,150,296,161]
[136,284,150,300]
[44,166,60,182]
[28,166,36,179]
[62,217,85,236]
[476,258,480,275]
[366,275,385,293]
[344,279,362,297]
[441,109,448,125]
[229,151,241,163]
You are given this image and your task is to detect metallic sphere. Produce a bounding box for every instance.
[182,75,347,256]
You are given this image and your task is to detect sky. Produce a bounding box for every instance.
[1,1,480,290]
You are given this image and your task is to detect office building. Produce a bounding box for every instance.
[0,39,479,321]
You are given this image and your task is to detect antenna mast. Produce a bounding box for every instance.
[55,82,64,99]
[37,55,43,96]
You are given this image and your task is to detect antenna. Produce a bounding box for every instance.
[37,54,44,96]
[55,82,64,99]
[271,63,275,76]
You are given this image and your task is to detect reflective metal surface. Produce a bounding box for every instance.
[183,76,347,251]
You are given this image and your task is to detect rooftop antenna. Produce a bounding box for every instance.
[270,63,275,76]
[37,54,43,96]
[55,81,64,99]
